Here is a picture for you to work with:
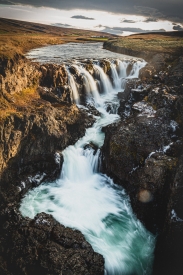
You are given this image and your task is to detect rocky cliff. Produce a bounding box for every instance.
[101,46,183,274]
[0,54,104,274]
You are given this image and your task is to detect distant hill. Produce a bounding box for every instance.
[0,17,115,37]
[0,17,116,58]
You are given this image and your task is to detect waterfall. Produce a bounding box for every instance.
[117,60,129,90]
[117,60,128,78]
[128,60,147,78]
[20,56,155,275]
[94,64,113,94]
[79,65,101,104]
[68,71,80,104]
[110,62,121,90]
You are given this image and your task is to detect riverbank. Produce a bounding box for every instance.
[103,31,183,274]
[0,18,114,274]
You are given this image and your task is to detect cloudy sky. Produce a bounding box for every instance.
[0,0,183,35]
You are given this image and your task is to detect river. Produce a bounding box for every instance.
[20,42,155,275]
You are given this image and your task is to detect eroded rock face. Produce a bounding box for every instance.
[102,113,178,232]
[153,154,183,275]
[0,211,104,275]
[0,55,104,274]
[0,54,40,94]
[101,52,183,274]
[0,93,102,273]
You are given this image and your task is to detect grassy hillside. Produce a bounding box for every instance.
[0,17,114,58]
[105,31,183,57]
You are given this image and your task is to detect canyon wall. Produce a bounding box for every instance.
[0,54,104,275]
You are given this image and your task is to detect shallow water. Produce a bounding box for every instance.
[26,42,141,63]
[21,43,155,275]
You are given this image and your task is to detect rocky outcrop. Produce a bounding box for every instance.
[0,54,40,94]
[102,111,178,232]
[0,54,104,274]
[153,155,183,275]
[0,211,104,275]
[101,48,183,274]
[0,101,95,198]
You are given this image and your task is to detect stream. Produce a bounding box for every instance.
[20,42,155,275]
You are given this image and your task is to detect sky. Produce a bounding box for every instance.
[0,0,183,35]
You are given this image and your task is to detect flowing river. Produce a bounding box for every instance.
[20,43,155,275]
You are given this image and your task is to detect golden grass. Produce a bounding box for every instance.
[13,86,39,106]
[108,34,183,55]
[0,95,16,120]
[0,34,66,58]
[0,17,114,58]
[0,86,40,121]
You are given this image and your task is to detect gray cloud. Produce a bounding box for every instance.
[1,0,183,23]
[121,19,136,23]
[143,17,158,22]
[97,25,166,35]
[71,15,95,20]
[52,23,73,28]
[173,24,183,31]
[0,0,15,4]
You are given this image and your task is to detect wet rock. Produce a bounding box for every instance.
[86,103,101,116]
[84,142,99,154]
[38,87,64,104]
[131,88,148,101]
[164,56,183,86]
[147,86,178,110]
[132,101,156,117]
[85,62,94,75]
[102,115,172,182]
[40,64,68,88]
[139,64,156,80]
[99,59,111,75]
[153,154,183,275]
[103,39,183,274]
[102,107,179,232]
[126,62,133,76]
[0,212,104,275]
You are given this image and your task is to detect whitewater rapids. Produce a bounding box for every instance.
[20,53,155,275]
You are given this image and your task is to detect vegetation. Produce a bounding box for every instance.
[77,37,109,42]
[0,17,114,58]
[0,86,40,120]
[106,32,183,56]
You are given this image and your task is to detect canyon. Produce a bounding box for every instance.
[0,23,183,274]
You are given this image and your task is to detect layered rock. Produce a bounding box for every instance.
[0,54,104,274]
[0,54,40,94]
[101,51,183,274]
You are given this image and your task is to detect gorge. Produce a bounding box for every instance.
[20,43,155,275]
[0,36,183,275]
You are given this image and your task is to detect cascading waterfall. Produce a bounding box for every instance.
[67,71,80,104]
[117,60,129,78]
[20,57,155,275]
[117,60,129,89]
[110,62,121,90]
[78,65,101,104]
[94,64,113,94]
[128,60,147,78]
